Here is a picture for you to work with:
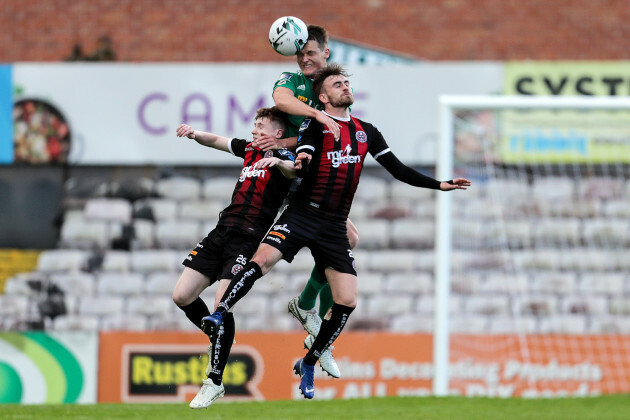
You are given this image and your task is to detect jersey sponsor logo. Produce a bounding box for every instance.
[264,150,273,158]
[323,130,332,134]
[356,130,367,143]
[245,145,255,151]
[272,223,291,233]
[297,84,306,90]
[190,250,198,256]
[239,165,267,182]
[297,95,309,103]
[276,79,288,85]
[327,145,361,168]
[299,119,311,132]
[279,72,293,80]
[268,231,286,240]
[266,235,282,244]
[278,149,296,161]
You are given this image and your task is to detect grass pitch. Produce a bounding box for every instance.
[2,395,626,420]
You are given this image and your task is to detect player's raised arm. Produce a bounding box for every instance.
[273,87,340,140]
[176,124,231,152]
[375,150,471,191]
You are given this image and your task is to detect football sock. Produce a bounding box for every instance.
[216,262,263,315]
[177,297,210,331]
[318,284,333,320]
[298,266,327,311]
[304,303,354,366]
[208,312,235,385]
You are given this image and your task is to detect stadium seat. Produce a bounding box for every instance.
[130,249,180,273]
[233,296,268,315]
[202,177,237,201]
[589,316,630,334]
[369,201,412,220]
[243,314,294,331]
[354,176,388,203]
[179,200,225,220]
[577,177,624,201]
[390,181,435,202]
[364,250,416,273]
[49,272,97,296]
[513,294,557,316]
[0,295,29,316]
[479,273,528,294]
[155,219,200,249]
[560,295,607,315]
[530,272,576,295]
[127,296,173,316]
[357,273,384,295]
[390,314,434,332]
[132,219,156,249]
[101,313,148,331]
[367,295,414,316]
[52,314,100,331]
[36,249,89,272]
[539,315,586,334]
[488,316,538,334]
[449,315,488,333]
[155,176,202,200]
[464,295,510,315]
[145,271,176,295]
[59,219,110,249]
[3,272,48,297]
[532,177,575,201]
[350,219,390,249]
[97,272,144,295]
[134,198,178,220]
[609,297,630,315]
[84,198,133,223]
[100,250,131,272]
[450,271,481,294]
[532,218,581,246]
[603,199,630,218]
[78,296,124,316]
[390,219,434,248]
[385,272,432,294]
[582,218,629,246]
[579,272,624,295]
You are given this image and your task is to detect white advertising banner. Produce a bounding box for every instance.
[12,62,502,165]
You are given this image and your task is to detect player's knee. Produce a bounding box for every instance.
[334,294,357,308]
[172,289,191,307]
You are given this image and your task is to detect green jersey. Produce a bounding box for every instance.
[272,70,322,137]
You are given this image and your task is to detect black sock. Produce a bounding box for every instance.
[304,303,354,366]
[215,262,263,315]
[177,297,210,331]
[208,312,235,385]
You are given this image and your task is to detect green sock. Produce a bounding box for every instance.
[298,266,327,311]
[318,283,333,321]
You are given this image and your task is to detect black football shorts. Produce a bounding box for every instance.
[183,225,260,283]
[262,205,357,276]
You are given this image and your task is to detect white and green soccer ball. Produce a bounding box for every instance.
[269,16,308,56]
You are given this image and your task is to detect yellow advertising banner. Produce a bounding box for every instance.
[98,332,630,402]
[498,62,630,163]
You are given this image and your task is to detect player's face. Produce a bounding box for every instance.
[251,117,279,141]
[322,75,354,108]
[297,40,330,78]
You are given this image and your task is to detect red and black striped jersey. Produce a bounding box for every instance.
[217,138,295,237]
[293,114,391,220]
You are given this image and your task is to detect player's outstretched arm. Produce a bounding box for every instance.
[254,157,297,179]
[273,87,341,140]
[176,124,231,152]
[376,151,471,191]
[252,135,298,151]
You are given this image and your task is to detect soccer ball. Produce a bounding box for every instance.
[268,16,308,56]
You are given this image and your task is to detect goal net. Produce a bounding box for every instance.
[433,96,630,397]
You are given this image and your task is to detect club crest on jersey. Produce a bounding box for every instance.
[356,130,367,143]
[278,149,296,161]
[231,264,244,275]
[264,150,273,158]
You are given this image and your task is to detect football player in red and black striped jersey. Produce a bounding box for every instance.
[171,107,296,408]
[201,65,470,399]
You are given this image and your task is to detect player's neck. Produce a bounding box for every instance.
[323,106,350,120]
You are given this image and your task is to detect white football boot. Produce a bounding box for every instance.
[288,296,321,336]
[189,379,225,409]
[304,334,341,378]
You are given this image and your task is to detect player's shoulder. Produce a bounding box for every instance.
[352,116,379,133]
[275,70,303,85]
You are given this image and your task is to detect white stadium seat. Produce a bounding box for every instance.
[84,198,133,223]
[155,176,202,200]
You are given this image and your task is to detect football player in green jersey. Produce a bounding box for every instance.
[253,25,358,379]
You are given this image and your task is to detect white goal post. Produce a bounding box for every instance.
[433,95,630,396]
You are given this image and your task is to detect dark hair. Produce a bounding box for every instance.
[307,25,328,50]
[312,63,350,96]
[255,106,289,131]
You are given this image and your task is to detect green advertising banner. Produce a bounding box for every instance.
[501,62,630,163]
[0,332,97,404]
